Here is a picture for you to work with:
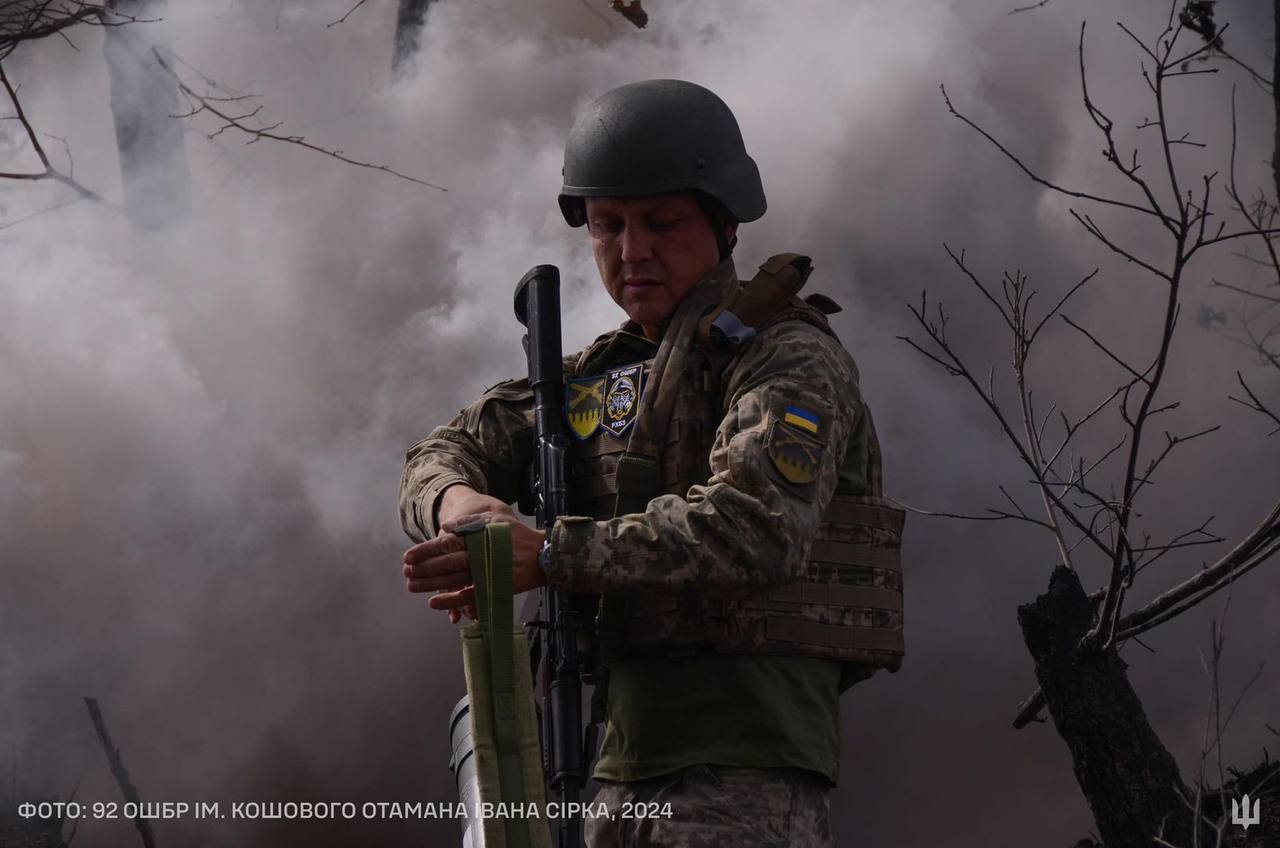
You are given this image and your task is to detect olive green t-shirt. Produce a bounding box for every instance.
[592,652,843,786]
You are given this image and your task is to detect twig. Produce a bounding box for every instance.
[0,2,147,61]
[901,281,1118,561]
[153,49,446,191]
[1117,499,1280,638]
[1213,280,1280,304]
[1008,0,1051,14]
[327,0,369,28]
[941,82,1170,223]
[887,497,1055,530]
[0,194,87,230]
[1228,372,1280,434]
[0,61,109,202]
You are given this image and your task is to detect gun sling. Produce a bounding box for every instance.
[460,522,551,848]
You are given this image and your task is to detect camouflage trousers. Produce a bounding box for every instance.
[585,764,835,848]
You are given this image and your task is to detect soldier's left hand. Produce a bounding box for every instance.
[401,505,548,621]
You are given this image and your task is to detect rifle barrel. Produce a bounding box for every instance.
[515,264,586,848]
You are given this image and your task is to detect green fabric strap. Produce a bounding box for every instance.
[463,523,530,848]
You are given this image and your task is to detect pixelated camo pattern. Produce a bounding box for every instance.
[585,764,834,848]
[398,274,905,674]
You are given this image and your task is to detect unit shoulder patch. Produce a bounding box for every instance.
[782,404,821,436]
[566,375,605,440]
[602,362,645,437]
[765,416,825,493]
[565,362,646,440]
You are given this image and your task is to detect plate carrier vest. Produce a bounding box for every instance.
[561,254,906,686]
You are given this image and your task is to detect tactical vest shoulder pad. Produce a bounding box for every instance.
[804,292,842,315]
[696,253,843,349]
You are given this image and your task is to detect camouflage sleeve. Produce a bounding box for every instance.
[546,320,864,597]
[398,378,535,543]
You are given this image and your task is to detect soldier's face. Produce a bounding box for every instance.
[585,193,724,336]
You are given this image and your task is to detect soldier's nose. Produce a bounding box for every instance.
[618,225,653,263]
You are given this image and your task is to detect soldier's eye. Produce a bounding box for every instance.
[590,219,623,236]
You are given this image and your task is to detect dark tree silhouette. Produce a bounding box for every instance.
[905,5,1280,844]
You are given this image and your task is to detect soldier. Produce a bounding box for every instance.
[399,79,905,848]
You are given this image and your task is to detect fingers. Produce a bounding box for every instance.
[406,574,470,593]
[447,602,479,624]
[404,549,469,581]
[428,586,476,611]
[402,534,469,594]
[403,532,466,565]
[401,526,487,620]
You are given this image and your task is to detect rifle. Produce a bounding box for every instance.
[513,264,587,848]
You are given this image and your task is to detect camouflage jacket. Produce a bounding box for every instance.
[399,256,904,671]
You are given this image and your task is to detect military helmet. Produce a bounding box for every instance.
[558,79,767,228]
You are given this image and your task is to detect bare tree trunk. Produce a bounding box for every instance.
[1019,567,1209,848]
[103,0,190,230]
[393,0,436,76]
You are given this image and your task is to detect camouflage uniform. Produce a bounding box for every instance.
[400,256,901,847]
[587,764,834,848]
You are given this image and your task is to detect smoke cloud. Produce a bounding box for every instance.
[1,0,1276,844]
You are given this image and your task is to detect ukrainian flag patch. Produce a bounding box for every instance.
[782,405,820,435]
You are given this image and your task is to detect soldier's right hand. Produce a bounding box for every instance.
[435,484,509,530]
[425,484,518,624]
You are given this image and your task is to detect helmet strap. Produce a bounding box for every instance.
[692,191,736,260]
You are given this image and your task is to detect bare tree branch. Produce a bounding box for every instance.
[1228,372,1280,433]
[0,61,110,202]
[900,271,1120,564]
[0,193,86,230]
[0,1,149,61]
[327,0,369,28]
[1213,280,1280,304]
[1117,509,1280,639]
[888,496,1057,531]
[84,697,157,848]
[1008,0,1051,15]
[923,5,1280,735]
[153,49,447,192]
[941,80,1173,225]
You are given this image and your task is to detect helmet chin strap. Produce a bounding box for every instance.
[714,229,738,261]
[693,190,736,260]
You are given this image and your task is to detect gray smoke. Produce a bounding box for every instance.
[1,0,1277,845]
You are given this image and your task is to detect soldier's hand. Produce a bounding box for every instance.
[434,484,508,530]
[402,502,548,623]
